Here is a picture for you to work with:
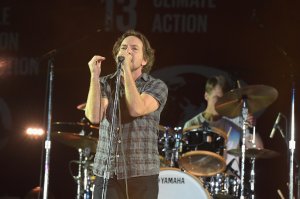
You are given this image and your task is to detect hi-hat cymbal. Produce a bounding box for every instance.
[227,148,280,159]
[52,131,98,153]
[52,122,98,133]
[215,85,278,118]
[158,125,174,133]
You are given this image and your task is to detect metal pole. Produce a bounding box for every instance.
[76,149,83,199]
[289,86,296,199]
[250,126,257,199]
[42,59,54,199]
[101,56,124,199]
[240,97,248,199]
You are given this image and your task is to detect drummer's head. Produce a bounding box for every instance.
[204,76,228,107]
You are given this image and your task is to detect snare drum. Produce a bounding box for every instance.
[179,125,227,176]
[158,168,211,199]
[203,172,240,199]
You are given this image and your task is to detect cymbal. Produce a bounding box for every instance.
[52,131,98,153]
[77,103,86,111]
[227,148,280,159]
[215,85,278,118]
[52,122,98,133]
[158,125,174,133]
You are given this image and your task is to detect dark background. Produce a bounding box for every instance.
[0,0,299,198]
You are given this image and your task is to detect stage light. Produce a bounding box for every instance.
[26,127,44,137]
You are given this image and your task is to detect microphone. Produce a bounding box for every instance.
[269,112,282,138]
[116,56,125,72]
[117,56,125,63]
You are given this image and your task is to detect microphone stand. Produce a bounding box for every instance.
[251,10,298,198]
[101,57,124,199]
[38,28,102,199]
[250,126,257,199]
[42,58,55,199]
[288,85,296,199]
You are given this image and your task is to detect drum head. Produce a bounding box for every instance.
[158,168,211,199]
[179,150,226,176]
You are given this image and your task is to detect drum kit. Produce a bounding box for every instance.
[51,84,280,199]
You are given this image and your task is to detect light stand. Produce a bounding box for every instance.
[101,56,124,199]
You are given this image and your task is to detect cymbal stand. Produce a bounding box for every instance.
[240,96,248,199]
[76,148,83,199]
[74,147,93,199]
[171,127,182,168]
[83,147,92,199]
[249,126,257,199]
[163,128,171,166]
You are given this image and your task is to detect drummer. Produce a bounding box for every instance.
[183,75,264,175]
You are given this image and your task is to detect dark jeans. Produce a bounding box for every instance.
[93,174,159,199]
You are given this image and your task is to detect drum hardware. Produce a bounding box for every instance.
[171,127,183,167]
[158,126,182,168]
[82,147,93,199]
[227,147,280,199]
[203,172,240,199]
[216,84,278,198]
[70,148,94,199]
[52,120,98,198]
[224,159,239,177]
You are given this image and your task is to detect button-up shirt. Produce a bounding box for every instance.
[93,73,168,179]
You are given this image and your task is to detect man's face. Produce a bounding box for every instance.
[205,85,224,108]
[118,35,147,72]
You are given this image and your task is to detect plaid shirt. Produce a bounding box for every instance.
[93,73,168,179]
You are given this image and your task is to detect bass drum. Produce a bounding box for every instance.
[158,168,211,199]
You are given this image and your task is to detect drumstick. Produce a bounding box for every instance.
[227,126,232,138]
[277,189,285,199]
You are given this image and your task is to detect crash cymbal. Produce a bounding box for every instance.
[215,85,278,118]
[77,103,86,111]
[52,131,98,153]
[227,148,280,159]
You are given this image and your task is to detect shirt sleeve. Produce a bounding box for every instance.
[143,79,168,109]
